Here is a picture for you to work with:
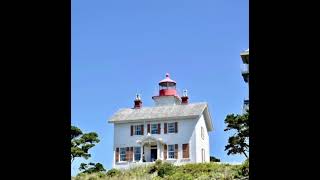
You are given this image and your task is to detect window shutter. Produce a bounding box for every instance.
[158,123,161,134]
[131,125,133,136]
[130,147,133,161]
[164,144,167,160]
[147,124,150,133]
[183,144,189,158]
[141,125,144,135]
[175,122,178,133]
[115,148,119,162]
[164,123,167,134]
[174,144,178,159]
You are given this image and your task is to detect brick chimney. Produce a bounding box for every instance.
[181,89,189,104]
[134,94,142,109]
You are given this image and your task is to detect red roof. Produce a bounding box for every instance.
[159,73,176,84]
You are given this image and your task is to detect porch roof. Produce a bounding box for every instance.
[136,133,164,145]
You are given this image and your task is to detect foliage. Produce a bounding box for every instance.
[166,172,193,180]
[106,168,121,177]
[157,162,174,177]
[148,160,174,178]
[71,125,100,163]
[210,156,221,162]
[73,162,247,180]
[224,110,249,158]
[79,162,106,174]
[240,158,249,177]
[149,159,163,174]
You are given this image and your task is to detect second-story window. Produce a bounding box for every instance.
[135,125,142,135]
[131,125,143,136]
[151,124,158,134]
[168,122,175,133]
[201,127,204,140]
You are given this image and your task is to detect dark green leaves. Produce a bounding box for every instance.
[79,162,106,174]
[71,125,100,162]
[224,111,249,158]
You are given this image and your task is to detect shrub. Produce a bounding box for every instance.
[148,160,174,178]
[157,162,175,178]
[166,172,193,180]
[233,159,249,179]
[106,168,121,177]
[149,160,162,174]
[96,172,106,178]
[72,162,247,179]
[240,158,249,176]
[88,177,97,180]
[210,156,221,162]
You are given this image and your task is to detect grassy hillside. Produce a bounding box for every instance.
[72,160,249,180]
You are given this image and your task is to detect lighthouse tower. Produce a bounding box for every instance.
[152,73,182,106]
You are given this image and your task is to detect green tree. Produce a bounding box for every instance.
[210,156,221,162]
[71,125,100,163]
[79,162,106,174]
[224,110,249,158]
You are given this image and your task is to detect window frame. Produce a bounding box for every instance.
[201,126,204,140]
[151,123,158,134]
[167,144,175,159]
[119,147,126,162]
[135,125,142,135]
[167,122,175,133]
[134,147,141,162]
[201,148,205,162]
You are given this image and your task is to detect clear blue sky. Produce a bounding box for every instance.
[72,0,248,176]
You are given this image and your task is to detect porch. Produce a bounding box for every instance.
[136,133,165,162]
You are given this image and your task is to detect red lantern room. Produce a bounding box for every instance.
[158,73,177,96]
[152,73,182,106]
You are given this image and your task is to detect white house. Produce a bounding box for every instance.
[108,73,214,169]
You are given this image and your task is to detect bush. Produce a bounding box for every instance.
[233,159,249,178]
[157,162,174,178]
[148,160,174,178]
[73,162,247,179]
[149,160,163,174]
[106,168,121,177]
[87,177,97,180]
[210,156,221,162]
[240,158,249,176]
[96,172,106,178]
[166,172,193,180]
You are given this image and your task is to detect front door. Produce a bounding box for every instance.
[151,148,157,162]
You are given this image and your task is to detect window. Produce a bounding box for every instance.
[201,127,204,140]
[134,147,141,161]
[151,124,158,134]
[168,145,175,159]
[201,148,205,162]
[168,123,175,133]
[135,125,142,135]
[120,148,126,161]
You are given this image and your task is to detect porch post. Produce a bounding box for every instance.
[140,144,143,162]
[157,141,160,160]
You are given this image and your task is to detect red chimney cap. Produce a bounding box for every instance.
[159,73,176,84]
